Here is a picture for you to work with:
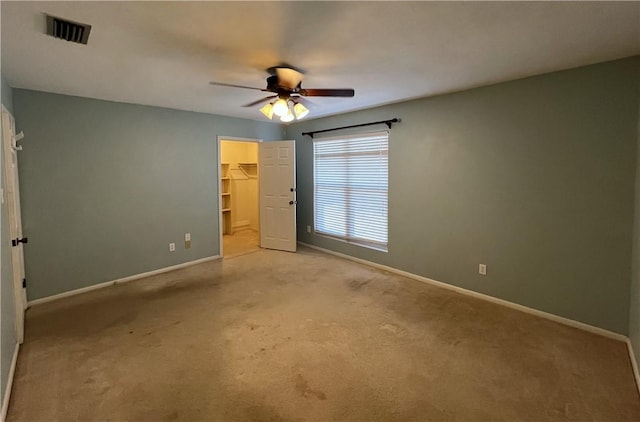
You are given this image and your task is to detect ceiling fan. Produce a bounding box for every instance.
[209,64,355,122]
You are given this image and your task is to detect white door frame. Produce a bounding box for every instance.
[216,136,262,258]
[1,105,26,344]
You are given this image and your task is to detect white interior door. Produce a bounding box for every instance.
[1,106,26,344]
[259,141,296,252]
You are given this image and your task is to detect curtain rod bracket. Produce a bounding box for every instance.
[302,118,400,138]
[385,118,401,129]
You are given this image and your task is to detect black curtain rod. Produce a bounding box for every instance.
[302,118,400,138]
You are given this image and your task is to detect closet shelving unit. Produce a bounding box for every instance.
[221,163,232,235]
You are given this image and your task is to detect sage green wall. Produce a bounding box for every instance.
[13,90,283,300]
[288,56,640,334]
[1,75,17,412]
[629,89,640,360]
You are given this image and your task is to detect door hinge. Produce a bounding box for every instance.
[11,237,28,247]
[22,278,26,288]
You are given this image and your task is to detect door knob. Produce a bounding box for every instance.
[289,201,297,205]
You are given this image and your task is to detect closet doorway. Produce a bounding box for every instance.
[218,137,261,257]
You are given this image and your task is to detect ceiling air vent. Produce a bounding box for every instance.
[45,14,91,45]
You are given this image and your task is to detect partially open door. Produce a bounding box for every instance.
[2,106,26,344]
[259,141,296,252]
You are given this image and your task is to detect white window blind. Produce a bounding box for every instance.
[313,131,389,251]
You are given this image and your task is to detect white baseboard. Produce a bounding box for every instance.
[1,343,19,422]
[28,255,221,307]
[298,242,628,343]
[627,339,640,396]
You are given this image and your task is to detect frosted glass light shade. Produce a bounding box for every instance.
[280,109,295,122]
[272,98,289,117]
[259,103,274,119]
[293,102,309,119]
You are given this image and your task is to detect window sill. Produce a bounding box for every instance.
[314,232,388,253]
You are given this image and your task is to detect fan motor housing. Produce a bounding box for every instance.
[266,75,279,90]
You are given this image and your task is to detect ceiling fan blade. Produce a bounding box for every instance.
[209,81,268,92]
[291,96,314,107]
[299,88,355,97]
[242,95,277,108]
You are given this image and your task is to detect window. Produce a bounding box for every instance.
[313,131,389,251]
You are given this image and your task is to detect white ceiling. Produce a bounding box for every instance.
[1,1,639,122]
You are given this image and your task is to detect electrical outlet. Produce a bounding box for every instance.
[169,243,176,252]
[185,240,191,249]
[479,264,487,276]
[306,225,311,233]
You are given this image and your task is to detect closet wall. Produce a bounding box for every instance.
[220,141,259,232]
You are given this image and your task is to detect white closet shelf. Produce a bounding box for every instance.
[237,162,258,177]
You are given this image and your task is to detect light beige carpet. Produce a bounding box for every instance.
[7,247,640,421]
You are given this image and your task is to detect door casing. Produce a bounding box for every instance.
[216,136,297,256]
[1,105,26,344]
[216,136,262,257]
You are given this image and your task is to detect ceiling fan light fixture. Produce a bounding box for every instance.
[259,103,274,119]
[293,102,309,120]
[272,98,289,117]
[280,108,295,123]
